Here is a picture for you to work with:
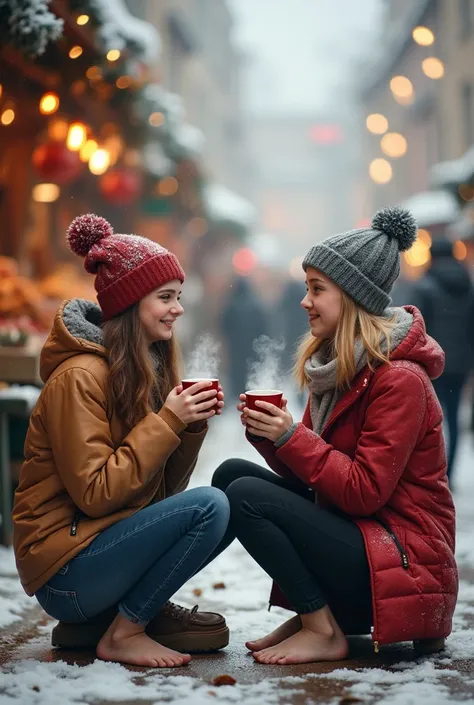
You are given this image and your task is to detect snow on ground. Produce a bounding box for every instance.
[0,408,474,704]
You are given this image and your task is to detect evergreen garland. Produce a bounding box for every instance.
[0,0,63,57]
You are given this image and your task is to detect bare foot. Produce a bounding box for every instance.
[253,626,348,665]
[246,615,302,652]
[97,614,191,668]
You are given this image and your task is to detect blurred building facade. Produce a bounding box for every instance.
[126,0,250,196]
[360,0,474,214]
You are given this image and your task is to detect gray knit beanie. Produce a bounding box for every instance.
[302,206,418,315]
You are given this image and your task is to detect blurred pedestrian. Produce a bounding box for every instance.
[210,207,456,664]
[12,214,230,669]
[411,239,474,483]
[220,275,267,400]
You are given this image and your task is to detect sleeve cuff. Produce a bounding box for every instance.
[157,406,187,436]
[274,422,298,448]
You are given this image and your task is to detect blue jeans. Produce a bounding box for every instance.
[35,487,230,626]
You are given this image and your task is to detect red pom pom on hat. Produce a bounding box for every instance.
[67,213,114,256]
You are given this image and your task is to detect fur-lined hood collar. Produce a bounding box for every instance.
[40,299,106,382]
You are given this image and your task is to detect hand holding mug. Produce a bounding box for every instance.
[166,380,219,424]
[238,391,293,442]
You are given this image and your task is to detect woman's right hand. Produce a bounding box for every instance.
[237,393,248,427]
[165,381,218,424]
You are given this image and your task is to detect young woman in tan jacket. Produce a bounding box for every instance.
[12,214,230,669]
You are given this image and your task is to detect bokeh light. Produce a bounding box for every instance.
[366,114,388,135]
[369,158,393,184]
[380,133,407,158]
[412,26,435,46]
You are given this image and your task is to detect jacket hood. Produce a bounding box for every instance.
[390,305,445,380]
[40,299,107,382]
[428,257,473,297]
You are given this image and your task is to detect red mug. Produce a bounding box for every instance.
[181,378,219,409]
[245,389,283,413]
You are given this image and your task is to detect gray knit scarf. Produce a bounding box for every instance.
[304,307,414,434]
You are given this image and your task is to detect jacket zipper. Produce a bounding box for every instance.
[375,518,409,569]
[70,511,81,536]
[371,519,409,653]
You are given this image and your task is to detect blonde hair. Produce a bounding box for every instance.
[294,290,397,391]
[102,303,181,429]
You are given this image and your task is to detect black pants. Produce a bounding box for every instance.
[433,373,467,480]
[208,459,373,635]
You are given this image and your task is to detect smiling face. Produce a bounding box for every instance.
[138,280,184,343]
[301,267,343,340]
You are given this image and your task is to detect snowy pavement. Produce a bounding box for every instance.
[0,411,473,704]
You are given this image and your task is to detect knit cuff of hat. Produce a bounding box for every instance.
[303,244,391,315]
[98,253,185,320]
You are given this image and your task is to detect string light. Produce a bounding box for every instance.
[369,158,392,184]
[453,240,467,261]
[422,57,445,79]
[106,49,121,62]
[149,112,165,127]
[89,148,110,175]
[412,26,435,46]
[76,14,89,25]
[32,183,60,203]
[1,109,15,126]
[417,229,432,247]
[80,139,98,163]
[366,113,388,135]
[390,76,414,105]
[48,118,68,140]
[67,122,87,151]
[86,66,101,80]
[380,132,407,158]
[404,240,431,267]
[116,76,132,89]
[39,92,60,115]
[69,45,83,59]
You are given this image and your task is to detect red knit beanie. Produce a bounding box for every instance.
[67,213,185,320]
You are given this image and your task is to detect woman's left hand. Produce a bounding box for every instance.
[243,400,293,442]
[186,385,224,431]
[215,385,225,415]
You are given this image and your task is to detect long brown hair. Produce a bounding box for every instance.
[102,303,181,428]
[294,290,397,391]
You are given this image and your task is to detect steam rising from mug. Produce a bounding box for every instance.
[246,335,286,391]
[186,334,221,379]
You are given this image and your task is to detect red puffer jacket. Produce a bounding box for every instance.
[251,307,457,650]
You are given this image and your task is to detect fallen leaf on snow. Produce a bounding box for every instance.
[192,588,202,596]
[212,582,226,589]
[211,674,237,686]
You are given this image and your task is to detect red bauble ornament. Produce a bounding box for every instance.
[32,141,82,185]
[99,168,141,206]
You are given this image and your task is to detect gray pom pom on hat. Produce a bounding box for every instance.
[302,206,418,315]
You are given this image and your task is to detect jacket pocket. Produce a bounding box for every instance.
[375,518,409,569]
[41,586,87,623]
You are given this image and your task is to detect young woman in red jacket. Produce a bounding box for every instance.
[211,207,457,665]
